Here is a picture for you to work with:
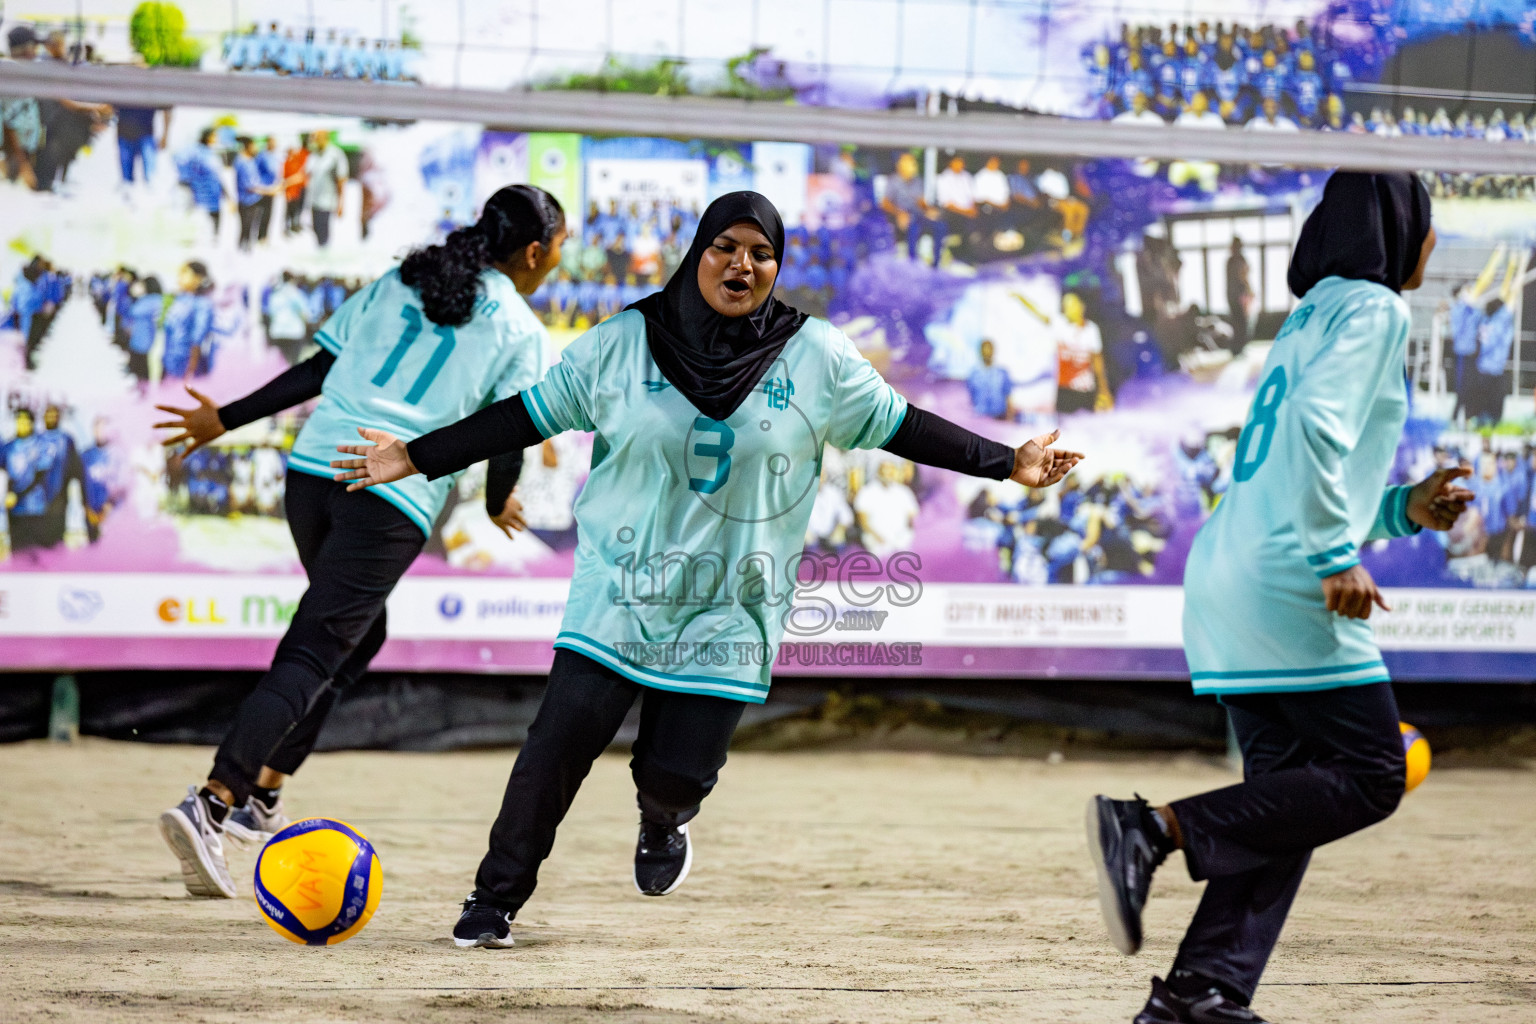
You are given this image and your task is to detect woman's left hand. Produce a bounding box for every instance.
[1010,429,1084,488]
[1407,466,1475,532]
[491,493,528,540]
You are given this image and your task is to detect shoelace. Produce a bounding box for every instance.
[638,824,681,855]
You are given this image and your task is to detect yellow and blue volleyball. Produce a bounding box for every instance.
[1400,722,1431,793]
[253,817,382,945]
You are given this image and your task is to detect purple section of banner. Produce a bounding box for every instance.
[5,637,1529,682]
[1,635,1192,679]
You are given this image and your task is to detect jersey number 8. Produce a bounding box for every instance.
[372,307,456,405]
[1233,366,1287,483]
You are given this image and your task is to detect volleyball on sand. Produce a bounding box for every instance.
[254,818,382,945]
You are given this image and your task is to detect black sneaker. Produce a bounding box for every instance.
[633,820,692,896]
[1086,794,1170,955]
[1134,977,1188,1023]
[1133,976,1271,1023]
[452,893,514,949]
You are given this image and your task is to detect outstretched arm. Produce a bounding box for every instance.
[880,405,1082,487]
[332,393,547,491]
[156,349,336,454]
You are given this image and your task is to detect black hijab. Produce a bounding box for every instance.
[628,191,807,421]
[1287,171,1432,299]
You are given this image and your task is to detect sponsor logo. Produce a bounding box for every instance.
[158,596,296,627]
[243,595,299,627]
[57,588,104,623]
[438,594,464,619]
[538,147,567,174]
[157,598,227,625]
[473,597,566,620]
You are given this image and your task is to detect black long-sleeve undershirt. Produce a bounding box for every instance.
[883,405,1014,479]
[216,349,336,431]
[407,395,1016,491]
[219,350,530,516]
[409,394,543,481]
[484,451,525,518]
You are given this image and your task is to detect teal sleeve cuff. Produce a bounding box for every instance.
[1316,558,1361,579]
[1306,541,1359,578]
[1384,484,1422,538]
[523,384,560,439]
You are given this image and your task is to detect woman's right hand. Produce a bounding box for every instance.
[1321,564,1390,620]
[332,428,419,491]
[155,387,226,456]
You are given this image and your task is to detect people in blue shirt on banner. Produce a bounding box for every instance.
[125,276,164,388]
[80,418,123,543]
[161,262,215,380]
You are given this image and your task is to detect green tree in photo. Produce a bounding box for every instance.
[129,2,205,68]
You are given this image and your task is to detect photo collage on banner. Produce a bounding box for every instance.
[3,1,1536,676]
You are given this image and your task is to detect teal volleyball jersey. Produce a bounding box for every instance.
[522,309,908,703]
[1183,276,1421,696]
[287,268,548,534]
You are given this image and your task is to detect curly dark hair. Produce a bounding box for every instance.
[399,184,564,327]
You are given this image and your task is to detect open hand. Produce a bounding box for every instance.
[491,493,527,540]
[1322,564,1390,620]
[1010,429,1084,488]
[154,387,226,455]
[332,428,419,491]
[1408,466,1475,532]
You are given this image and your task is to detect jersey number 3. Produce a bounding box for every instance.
[1233,366,1287,483]
[688,417,735,494]
[372,307,455,405]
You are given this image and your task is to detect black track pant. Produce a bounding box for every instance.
[210,471,423,804]
[1167,682,1406,1003]
[473,649,746,914]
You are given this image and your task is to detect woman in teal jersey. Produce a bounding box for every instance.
[334,191,1083,947]
[153,185,567,899]
[1087,173,1474,1024]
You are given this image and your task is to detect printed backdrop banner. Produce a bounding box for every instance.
[16,0,1527,120]
[2,97,1535,680]
[526,134,584,224]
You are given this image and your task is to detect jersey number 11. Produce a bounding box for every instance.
[372,306,456,404]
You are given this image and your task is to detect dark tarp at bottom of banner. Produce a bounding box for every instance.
[3,673,1535,754]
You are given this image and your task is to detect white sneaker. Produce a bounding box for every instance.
[224,793,290,849]
[159,786,237,898]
